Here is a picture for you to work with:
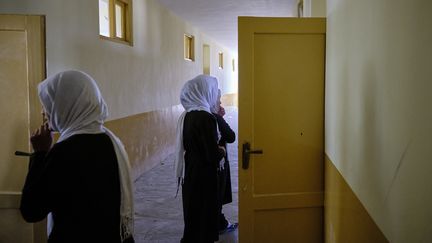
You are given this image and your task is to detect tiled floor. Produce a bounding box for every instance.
[134,107,239,243]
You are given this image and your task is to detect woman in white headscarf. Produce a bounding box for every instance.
[175,75,226,243]
[20,70,134,243]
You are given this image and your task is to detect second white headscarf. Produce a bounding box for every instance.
[174,75,219,183]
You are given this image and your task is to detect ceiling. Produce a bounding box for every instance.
[156,0,298,52]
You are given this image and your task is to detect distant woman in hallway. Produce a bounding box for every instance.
[212,90,237,234]
[175,75,226,243]
[20,70,135,243]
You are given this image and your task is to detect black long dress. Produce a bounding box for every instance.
[20,133,129,243]
[181,111,225,243]
[214,113,236,230]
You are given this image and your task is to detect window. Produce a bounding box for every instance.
[115,1,125,38]
[99,0,110,37]
[184,34,195,61]
[218,52,224,69]
[99,0,133,45]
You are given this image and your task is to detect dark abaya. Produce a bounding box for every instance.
[181,111,225,243]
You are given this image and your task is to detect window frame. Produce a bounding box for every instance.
[99,0,133,46]
[184,34,195,61]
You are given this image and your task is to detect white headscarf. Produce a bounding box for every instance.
[38,70,134,242]
[174,75,219,182]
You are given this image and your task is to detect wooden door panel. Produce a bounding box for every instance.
[239,17,326,242]
[254,207,323,243]
[0,14,47,243]
[253,33,324,195]
[0,30,30,191]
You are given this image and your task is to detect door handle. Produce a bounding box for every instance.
[242,142,263,169]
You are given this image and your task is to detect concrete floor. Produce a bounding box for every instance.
[134,107,239,243]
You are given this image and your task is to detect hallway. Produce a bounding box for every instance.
[0,0,430,241]
[134,106,239,243]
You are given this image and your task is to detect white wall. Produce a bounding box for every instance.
[303,0,326,17]
[0,0,237,120]
[326,0,432,242]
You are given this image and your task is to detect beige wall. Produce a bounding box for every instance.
[0,0,238,182]
[326,0,432,242]
[0,0,237,121]
[105,105,183,180]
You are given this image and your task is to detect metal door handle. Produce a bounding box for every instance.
[242,142,263,169]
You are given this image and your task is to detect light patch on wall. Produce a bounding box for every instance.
[203,44,210,74]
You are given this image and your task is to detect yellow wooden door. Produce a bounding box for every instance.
[238,17,325,243]
[0,14,46,243]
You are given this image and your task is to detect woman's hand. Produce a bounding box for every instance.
[218,146,226,157]
[218,106,226,117]
[30,123,52,152]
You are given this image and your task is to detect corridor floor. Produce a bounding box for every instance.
[134,107,239,243]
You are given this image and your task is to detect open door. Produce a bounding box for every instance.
[238,17,325,242]
[0,14,47,243]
